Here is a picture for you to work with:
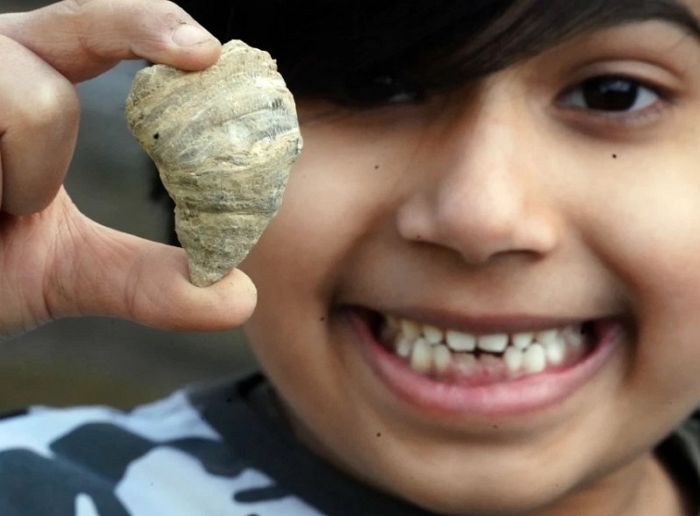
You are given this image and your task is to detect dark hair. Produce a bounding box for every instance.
[155,1,700,241]
[177,1,700,105]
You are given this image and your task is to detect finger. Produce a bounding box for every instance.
[0,0,222,83]
[0,35,79,215]
[47,210,257,331]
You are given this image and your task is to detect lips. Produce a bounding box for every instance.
[345,307,623,417]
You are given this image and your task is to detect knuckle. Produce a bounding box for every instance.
[63,0,189,52]
[144,0,198,34]
[16,76,79,132]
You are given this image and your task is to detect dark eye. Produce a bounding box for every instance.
[559,76,660,113]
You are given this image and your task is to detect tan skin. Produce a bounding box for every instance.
[2,1,700,515]
[245,10,700,516]
[0,0,256,338]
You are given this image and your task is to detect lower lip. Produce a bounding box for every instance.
[346,311,621,418]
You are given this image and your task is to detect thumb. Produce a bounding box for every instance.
[0,0,222,83]
[50,216,257,331]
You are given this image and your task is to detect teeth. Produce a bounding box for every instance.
[562,325,584,349]
[477,334,509,353]
[386,316,589,379]
[454,353,477,372]
[535,329,559,347]
[522,343,546,374]
[479,354,502,368]
[422,324,444,345]
[503,346,524,373]
[445,330,476,352]
[511,332,533,350]
[401,319,421,339]
[432,344,452,374]
[395,336,414,358]
[410,338,432,373]
[543,337,566,366]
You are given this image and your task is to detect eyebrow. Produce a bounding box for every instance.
[599,1,700,38]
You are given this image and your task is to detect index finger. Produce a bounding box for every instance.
[0,0,222,83]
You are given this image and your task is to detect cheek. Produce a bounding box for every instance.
[240,116,417,302]
[238,128,402,407]
[577,153,700,413]
[587,161,700,311]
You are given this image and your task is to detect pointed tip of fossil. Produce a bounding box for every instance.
[189,263,227,288]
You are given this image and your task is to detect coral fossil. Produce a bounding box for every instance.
[126,40,303,286]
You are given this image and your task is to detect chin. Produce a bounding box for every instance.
[364,451,580,516]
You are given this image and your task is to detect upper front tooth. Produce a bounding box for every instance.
[422,324,444,344]
[535,329,559,347]
[477,334,508,353]
[400,319,421,339]
[511,332,533,350]
[446,330,476,352]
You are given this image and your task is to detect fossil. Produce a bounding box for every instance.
[125,39,303,286]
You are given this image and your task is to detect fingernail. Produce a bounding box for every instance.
[172,24,216,47]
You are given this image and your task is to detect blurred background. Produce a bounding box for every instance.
[0,0,257,410]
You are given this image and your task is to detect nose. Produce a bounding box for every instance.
[396,91,559,265]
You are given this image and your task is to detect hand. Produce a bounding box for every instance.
[0,0,257,339]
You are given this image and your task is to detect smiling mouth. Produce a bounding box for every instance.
[362,311,598,385]
[345,307,623,415]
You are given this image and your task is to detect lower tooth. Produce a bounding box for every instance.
[504,347,524,373]
[544,339,566,366]
[410,338,432,373]
[455,353,477,372]
[395,336,414,358]
[523,343,546,374]
[432,345,452,374]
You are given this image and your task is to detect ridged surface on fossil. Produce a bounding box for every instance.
[125,40,303,286]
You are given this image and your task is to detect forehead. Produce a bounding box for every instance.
[452,0,700,85]
[633,0,697,29]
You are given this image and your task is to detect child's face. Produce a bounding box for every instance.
[242,6,700,514]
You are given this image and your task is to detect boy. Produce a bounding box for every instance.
[0,0,699,514]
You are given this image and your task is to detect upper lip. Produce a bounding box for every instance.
[350,305,605,334]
